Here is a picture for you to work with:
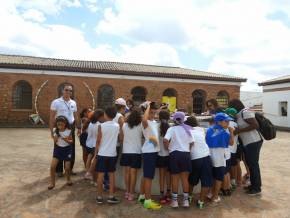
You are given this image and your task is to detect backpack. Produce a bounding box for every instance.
[242,110,276,140]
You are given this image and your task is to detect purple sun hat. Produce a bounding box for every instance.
[173,111,192,136]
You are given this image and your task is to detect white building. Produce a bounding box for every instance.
[259,75,290,130]
[240,91,263,108]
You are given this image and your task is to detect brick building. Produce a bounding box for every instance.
[0,54,246,126]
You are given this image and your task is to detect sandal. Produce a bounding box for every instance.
[66,182,73,186]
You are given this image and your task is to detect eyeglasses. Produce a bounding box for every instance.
[64,89,73,92]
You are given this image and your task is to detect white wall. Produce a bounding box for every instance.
[263,90,290,128]
[240,91,263,107]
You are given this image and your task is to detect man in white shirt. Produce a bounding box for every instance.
[49,84,80,175]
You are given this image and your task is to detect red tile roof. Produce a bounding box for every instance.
[0,54,246,82]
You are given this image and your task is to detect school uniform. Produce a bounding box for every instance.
[229,121,238,166]
[188,127,212,187]
[85,122,99,154]
[53,128,72,161]
[120,123,143,169]
[113,112,123,153]
[156,133,170,169]
[96,121,120,173]
[50,97,77,172]
[141,120,160,179]
[164,125,194,174]
[206,124,230,181]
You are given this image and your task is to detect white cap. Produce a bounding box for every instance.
[115,98,127,107]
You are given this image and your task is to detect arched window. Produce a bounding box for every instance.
[216,91,229,107]
[163,88,177,97]
[12,80,32,109]
[57,83,75,99]
[192,89,206,114]
[131,86,147,105]
[97,84,115,109]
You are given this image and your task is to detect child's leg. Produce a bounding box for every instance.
[64,161,72,184]
[49,158,59,187]
[165,170,171,197]
[222,173,231,190]
[171,174,179,200]
[212,180,222,200]
[124,167,130,194]
[144,178,153,199]
[159,167,165,195]
[108,172,115,196]
[140,177,145,195]
[236,159,242,185]
[200,187,210,202]
[97,172,104,197]
[180,172,190,193]
[129,168,138,195]
[85,153,93,172]
[82,147,88,168]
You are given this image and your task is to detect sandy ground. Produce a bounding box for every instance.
[0,129,290,218]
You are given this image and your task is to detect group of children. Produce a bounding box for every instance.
[48,97,249,210]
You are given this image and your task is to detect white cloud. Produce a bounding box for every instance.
[22,9,46,22]
[0,1,181,67]
[84,0,99,12]
[96,0,290,90]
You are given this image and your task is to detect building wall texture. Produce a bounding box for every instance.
[0,72,241,125]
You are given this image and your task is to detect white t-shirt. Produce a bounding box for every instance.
[237,109,261,146]
[210,148,226,167]
[54,128,71,147]
[229,121,238,153]
[122,123,143,154]
[86,122,100,148]
[164,125,195,153]
[98,121,120,157]
[159,135,169,157]
[50,97,77,124]
[113,112,123,147]
[190,127,210,160]
[142,120,160,153]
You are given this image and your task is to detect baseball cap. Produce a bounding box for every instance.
[214,112,233,122]
[115,98,127,107]
[173,111,185,122]
[224,107,238,118]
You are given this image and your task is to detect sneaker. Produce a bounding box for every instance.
[170,199,179,208]
[182,199,189,208]
[207,192,213,200]
[211,196,221,207]
[138,195,145,204]
[107,196,120,204]
[143,199,162,210]
[84,172,92,180]
[125,192,129,199]
[96,197,104,204]
[196,200,205,209]
[221,189,232,196]
[246,189,261,196]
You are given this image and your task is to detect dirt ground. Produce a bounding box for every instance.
[0,129,290,218]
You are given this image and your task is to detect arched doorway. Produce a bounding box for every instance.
[97,84,115,109]
[192,89,206,114]
[216,90,229,108]
[162,88,177,112]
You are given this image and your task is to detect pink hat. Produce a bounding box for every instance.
[115,98,127,107]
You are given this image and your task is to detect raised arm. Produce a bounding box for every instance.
[142,102,151,129]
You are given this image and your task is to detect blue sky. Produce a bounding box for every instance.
[1,0,290,91]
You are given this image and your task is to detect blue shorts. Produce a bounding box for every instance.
[79,132,87,147]
[120,153,142,169]
[169,151,191,174]
[53,145,72,161]
[86,146,95,154]
[225,159,231,174]
[142,152,158,179]
[212,166,225,181]
[156,155,169,168]
[96,156,117,173]
[231,153,237,166]
[188,156,213,187]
